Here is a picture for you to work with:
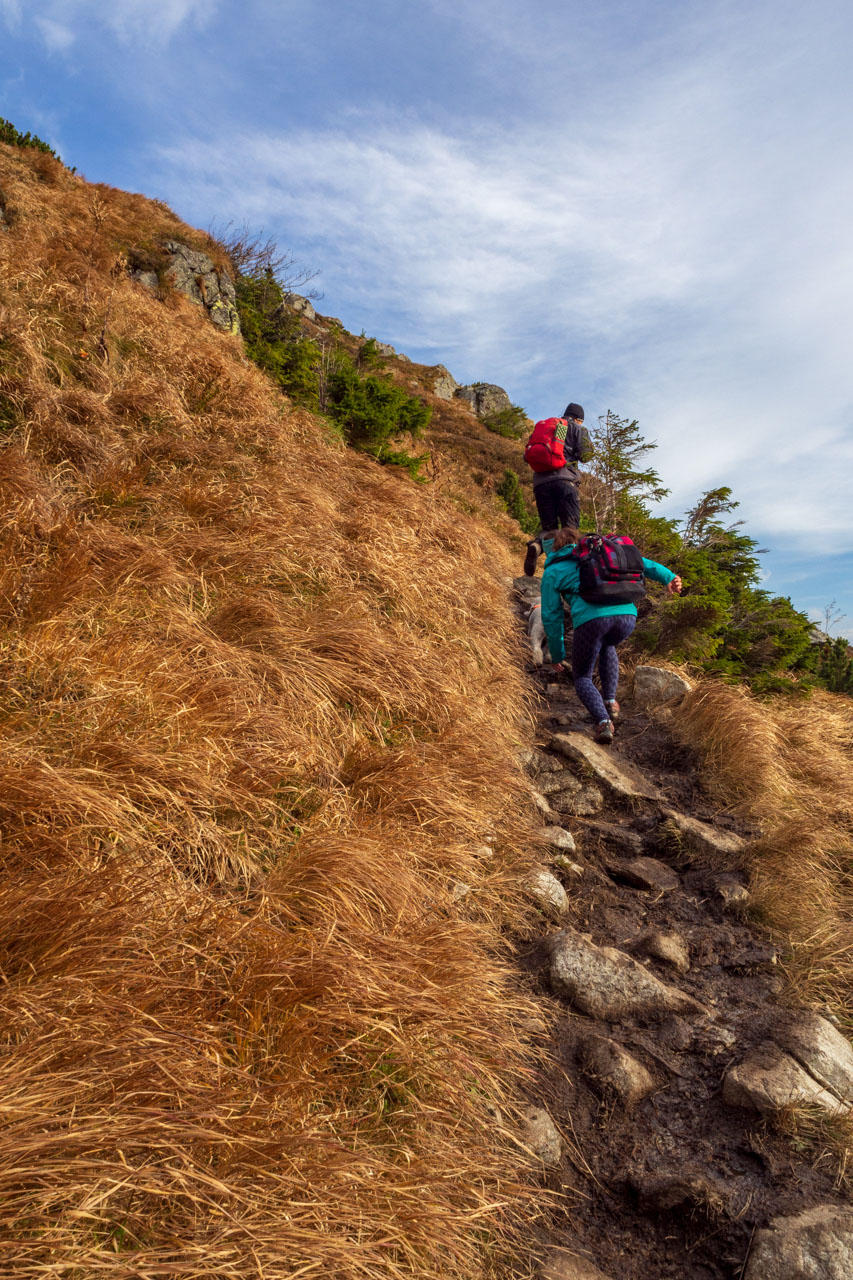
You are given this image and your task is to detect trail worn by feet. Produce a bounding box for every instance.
[511,594,853,1280]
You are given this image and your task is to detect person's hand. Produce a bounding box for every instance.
[549,660,569,676]
[668,575,683,595]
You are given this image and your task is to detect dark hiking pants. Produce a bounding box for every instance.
[572,614,636,723]
[533,478,579,532]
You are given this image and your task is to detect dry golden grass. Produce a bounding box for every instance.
[670,680,853,1016]
[0,144,544,1276]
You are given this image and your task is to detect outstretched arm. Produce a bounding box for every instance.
[541,572,567,665]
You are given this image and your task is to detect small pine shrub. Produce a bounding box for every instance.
[481,405,529,440]
[0,117,65,166]
[496,468,538,534]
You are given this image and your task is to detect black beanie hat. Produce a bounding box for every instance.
[564,402,584,420]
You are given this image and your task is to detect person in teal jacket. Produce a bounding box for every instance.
[541,527,682,743]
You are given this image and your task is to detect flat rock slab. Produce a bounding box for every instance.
[662,807,746,859]
[549,928,707,1022]
[528,867,569,915]
[608,856,680,893]
[550,733,660,801]
[518,1104,562,1166]
[583,819,644,855]
[540,1251,615,1280]
[579,1034,656,1107]
[773,1011,853,1103]
[723,1043,852,1116]
[745,1204,853,1280]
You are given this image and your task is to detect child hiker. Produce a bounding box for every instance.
[540,527,682,743]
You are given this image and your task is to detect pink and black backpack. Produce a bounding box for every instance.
[571,534,646,605]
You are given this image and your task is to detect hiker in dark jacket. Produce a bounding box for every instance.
[523,403,592,576]
[541,527,682,743]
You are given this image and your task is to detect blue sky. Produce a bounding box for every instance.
[3,0,853,634]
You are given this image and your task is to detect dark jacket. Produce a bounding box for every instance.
[531,417,593,489]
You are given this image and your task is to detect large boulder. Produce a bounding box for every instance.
[281,291,316,321]
[161,240,240,334]
[744,1204,853,1280]
[632,665,692,708]
[549,928,707,1021]
[454,382,512,418]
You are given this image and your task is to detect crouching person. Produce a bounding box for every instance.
[541,527,681,743]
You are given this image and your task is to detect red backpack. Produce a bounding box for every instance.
[571,534,646,605]
[524,417,567,473]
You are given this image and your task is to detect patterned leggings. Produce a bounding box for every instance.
[571,614,637,722]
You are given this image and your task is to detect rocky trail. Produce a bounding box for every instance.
[509,578,853,1280]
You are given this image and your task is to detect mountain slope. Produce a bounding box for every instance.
[0,142,541,1278]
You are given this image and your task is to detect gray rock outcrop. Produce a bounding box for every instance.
[744,1204,853,1280]
[280,291,316,322]
[431,365,458,399]
[454,382,512,417]
[549,928,707,1021]
[158,240,240,333]
[772,1011,853,1101]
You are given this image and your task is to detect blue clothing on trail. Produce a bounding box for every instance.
[540,540,676,664]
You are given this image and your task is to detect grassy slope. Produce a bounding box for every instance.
[0,147,543,1276]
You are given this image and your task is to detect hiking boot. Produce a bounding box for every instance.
[594,719,614,744]
[605,698,620,721]
[523,542,539,577]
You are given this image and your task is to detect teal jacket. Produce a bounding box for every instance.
[541,541,676,664]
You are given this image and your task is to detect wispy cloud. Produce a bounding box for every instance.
[35,15,74,52]
[13,0,216,44]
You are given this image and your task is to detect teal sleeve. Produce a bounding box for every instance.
[642,556,675,586]
[541,571,567,664]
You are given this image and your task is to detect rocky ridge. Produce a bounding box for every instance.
[509,577,853,1280]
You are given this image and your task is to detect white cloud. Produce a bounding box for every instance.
[35,15,74,51]
[21,0,215,44]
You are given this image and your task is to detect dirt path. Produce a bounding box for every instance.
[511,595,851,1280]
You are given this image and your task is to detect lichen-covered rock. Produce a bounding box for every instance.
[744,1204,853,1280]
[632,665,692,708]
[161,240,240,334]
[549,928,707,1021]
